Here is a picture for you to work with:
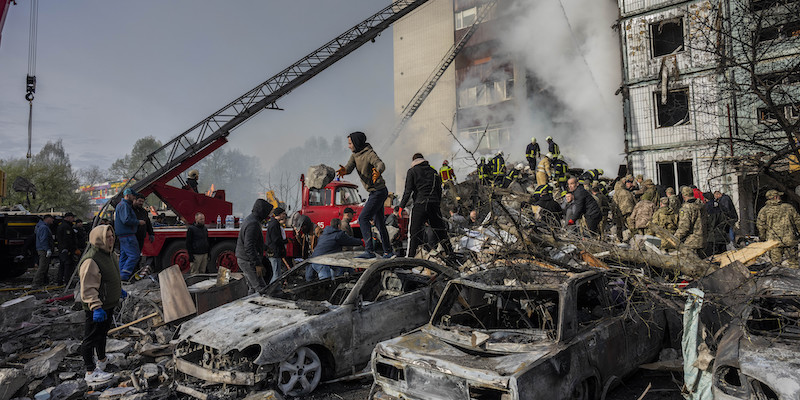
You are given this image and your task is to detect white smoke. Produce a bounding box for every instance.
[499,0,624,175]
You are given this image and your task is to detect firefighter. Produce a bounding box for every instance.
[536,153,552,186]
[502,163,522,188]
[551,154,569,191]
[185,169,199,193]
[546,136,560,157]
[439,160,455,183]
[525,137,540,170]
[477,157,489,184]
[490,151,505,186]
[579,169,603,184]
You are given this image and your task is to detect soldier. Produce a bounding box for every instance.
[536,153,552,186]
[525,137,540,170]
[756,189,800,268]
[546,136,560,157]
[648,197,679,249]
[612,177,636,241]
[675,186,707,258]
[439,160,455,184]
[551,154,569,191]
[591,185,610,236]
[665,187,680,213]
[628,191,657,235]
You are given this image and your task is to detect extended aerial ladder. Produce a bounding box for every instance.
[97,0,432,224]
[381,0,496,150]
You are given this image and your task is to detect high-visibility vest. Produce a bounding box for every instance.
[552,160,568,182]
[491,156,505,176]
[478,162,488,179]
[439,166,455,182]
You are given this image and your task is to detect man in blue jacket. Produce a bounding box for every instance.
[33,214,55,286]
[306,218,363,281]
[115,189,145,280]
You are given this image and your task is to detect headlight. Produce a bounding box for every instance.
[468,385,511,400]
[714,365,779,399]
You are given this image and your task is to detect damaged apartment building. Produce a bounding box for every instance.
[618,0,800,233]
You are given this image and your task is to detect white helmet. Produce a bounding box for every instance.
[531,137,536,143]
[188,169,199,179]
[516,163,524,170]
[545,152,553,158]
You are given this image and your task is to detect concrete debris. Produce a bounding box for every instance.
[34,387,53,400]
[23,344,68,379]
[0,295,36,327]
[0,368,27,400]
[305,164,335,189]
[105,339,133,354]
[241,390,284,400]
[97,387,134,400]
[48,379,87,400]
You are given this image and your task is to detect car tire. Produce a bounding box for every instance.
[208,241,238,273]
[161,240,190,274]
[277,346,323,396]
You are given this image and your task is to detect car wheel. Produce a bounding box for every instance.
[277,346,323,396]
[570,379,591,400]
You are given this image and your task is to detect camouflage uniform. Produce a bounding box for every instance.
[612,180,636,239]
[756,190,800,268]
[628,198,657,235]
[648,205,678,236]
[675,193,706,254]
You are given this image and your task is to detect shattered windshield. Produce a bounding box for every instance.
[335,187,361,205]
[265,262,364,306]
[433,283,560,341]
[746,295,800,339]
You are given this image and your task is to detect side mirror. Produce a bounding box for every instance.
[356,294,364,311]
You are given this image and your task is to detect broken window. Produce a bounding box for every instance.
[758,107,781,124]
[576,278,608,325]
[751,0,800,12]
[651,18,684,57]
[758,20,800,42]
[755,70,800,86]
[657,160,694,192]
[654,88,690,127]
[746,296,800,338]
[359,266,440,302]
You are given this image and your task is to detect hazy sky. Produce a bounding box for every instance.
[0,1,398,172]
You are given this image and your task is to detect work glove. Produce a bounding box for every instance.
[567,219,575,226]
[46,250,52,258]
[92,308,107,323]
[149,235,155,243]
[372,168,380,183]
[121,289,128,299]
[337,165,347,178]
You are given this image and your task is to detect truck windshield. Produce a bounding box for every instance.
[335,187,361,205]
[309,188,332,206]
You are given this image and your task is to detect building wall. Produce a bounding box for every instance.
[392,0,456,191]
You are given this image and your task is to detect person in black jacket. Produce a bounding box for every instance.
[56,212,78,285]
[398,153,452,258]
[567,177,602,235]
[236,199,273,293]
[266,207,289,285]
[186,213,210,274]
[133,194,154,251]
[534,185,563,227]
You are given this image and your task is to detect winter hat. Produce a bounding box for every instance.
[348,131,367,152]
[272,207,286,216]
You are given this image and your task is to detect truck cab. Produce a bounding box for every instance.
[301,178,365,232]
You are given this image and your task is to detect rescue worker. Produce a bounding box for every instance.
[550,154,569,191]
[306,218,363,281]
[675,186,707,258]
[115,189,146,281]
[236,199,274,293]
[525,137,540,170]
[612,177,636,241]
[337,131,393,259]
[490,151,506,186]
[535,153,552,186]
[56,212,79,286]
[648,197,679,248]
[579,169,603,184]
[477,157,489,184]
[534,184,563,227]
[756,189,800,268]
[33,215,55,287]
[398,153,452,258]
[185,169,199,193]
[439,160,455,183]
[502,163,522,188]
[546,136,560,157]
[628,191,658,235]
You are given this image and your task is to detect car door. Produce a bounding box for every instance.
[574,276,629,378]
[350,264,443,366]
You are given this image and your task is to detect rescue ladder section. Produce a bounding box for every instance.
[105,0,431,214]
[383,0,496,150]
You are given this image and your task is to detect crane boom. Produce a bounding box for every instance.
[100,0,431,221]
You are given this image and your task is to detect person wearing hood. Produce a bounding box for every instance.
[56,212,79,286]
[398,153,453,258]
[306,218,363,281]
[236,199,273,292]
[33,214,55,286]
[266,207,289,283]
[336,131,393,258]
[79,225,126,384]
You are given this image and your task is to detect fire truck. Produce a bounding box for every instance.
[102,1,427,273]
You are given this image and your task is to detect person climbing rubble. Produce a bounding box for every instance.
[525,137,540,169]
[536,153,552,186]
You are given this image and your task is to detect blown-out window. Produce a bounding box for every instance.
[651,18,684,57]
[654,89,690,127]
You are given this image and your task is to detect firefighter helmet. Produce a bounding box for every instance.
[188,169,199,179]
[516,163,524,170]
[545,152,553,159]
[442,160,449,165]
[531,137,536,143]
[546,136,553,141]
[598,169,604,175]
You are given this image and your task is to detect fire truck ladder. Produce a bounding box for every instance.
[98,0,432,220]
[382,0,496,150]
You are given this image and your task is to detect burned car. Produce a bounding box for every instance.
[712,268,800,400]
[370,265,666,400]
[174,253,458,397]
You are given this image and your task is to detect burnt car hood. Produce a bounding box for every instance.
[176,294,331,353]
[375,328,555,381]
[737,334,800,393]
